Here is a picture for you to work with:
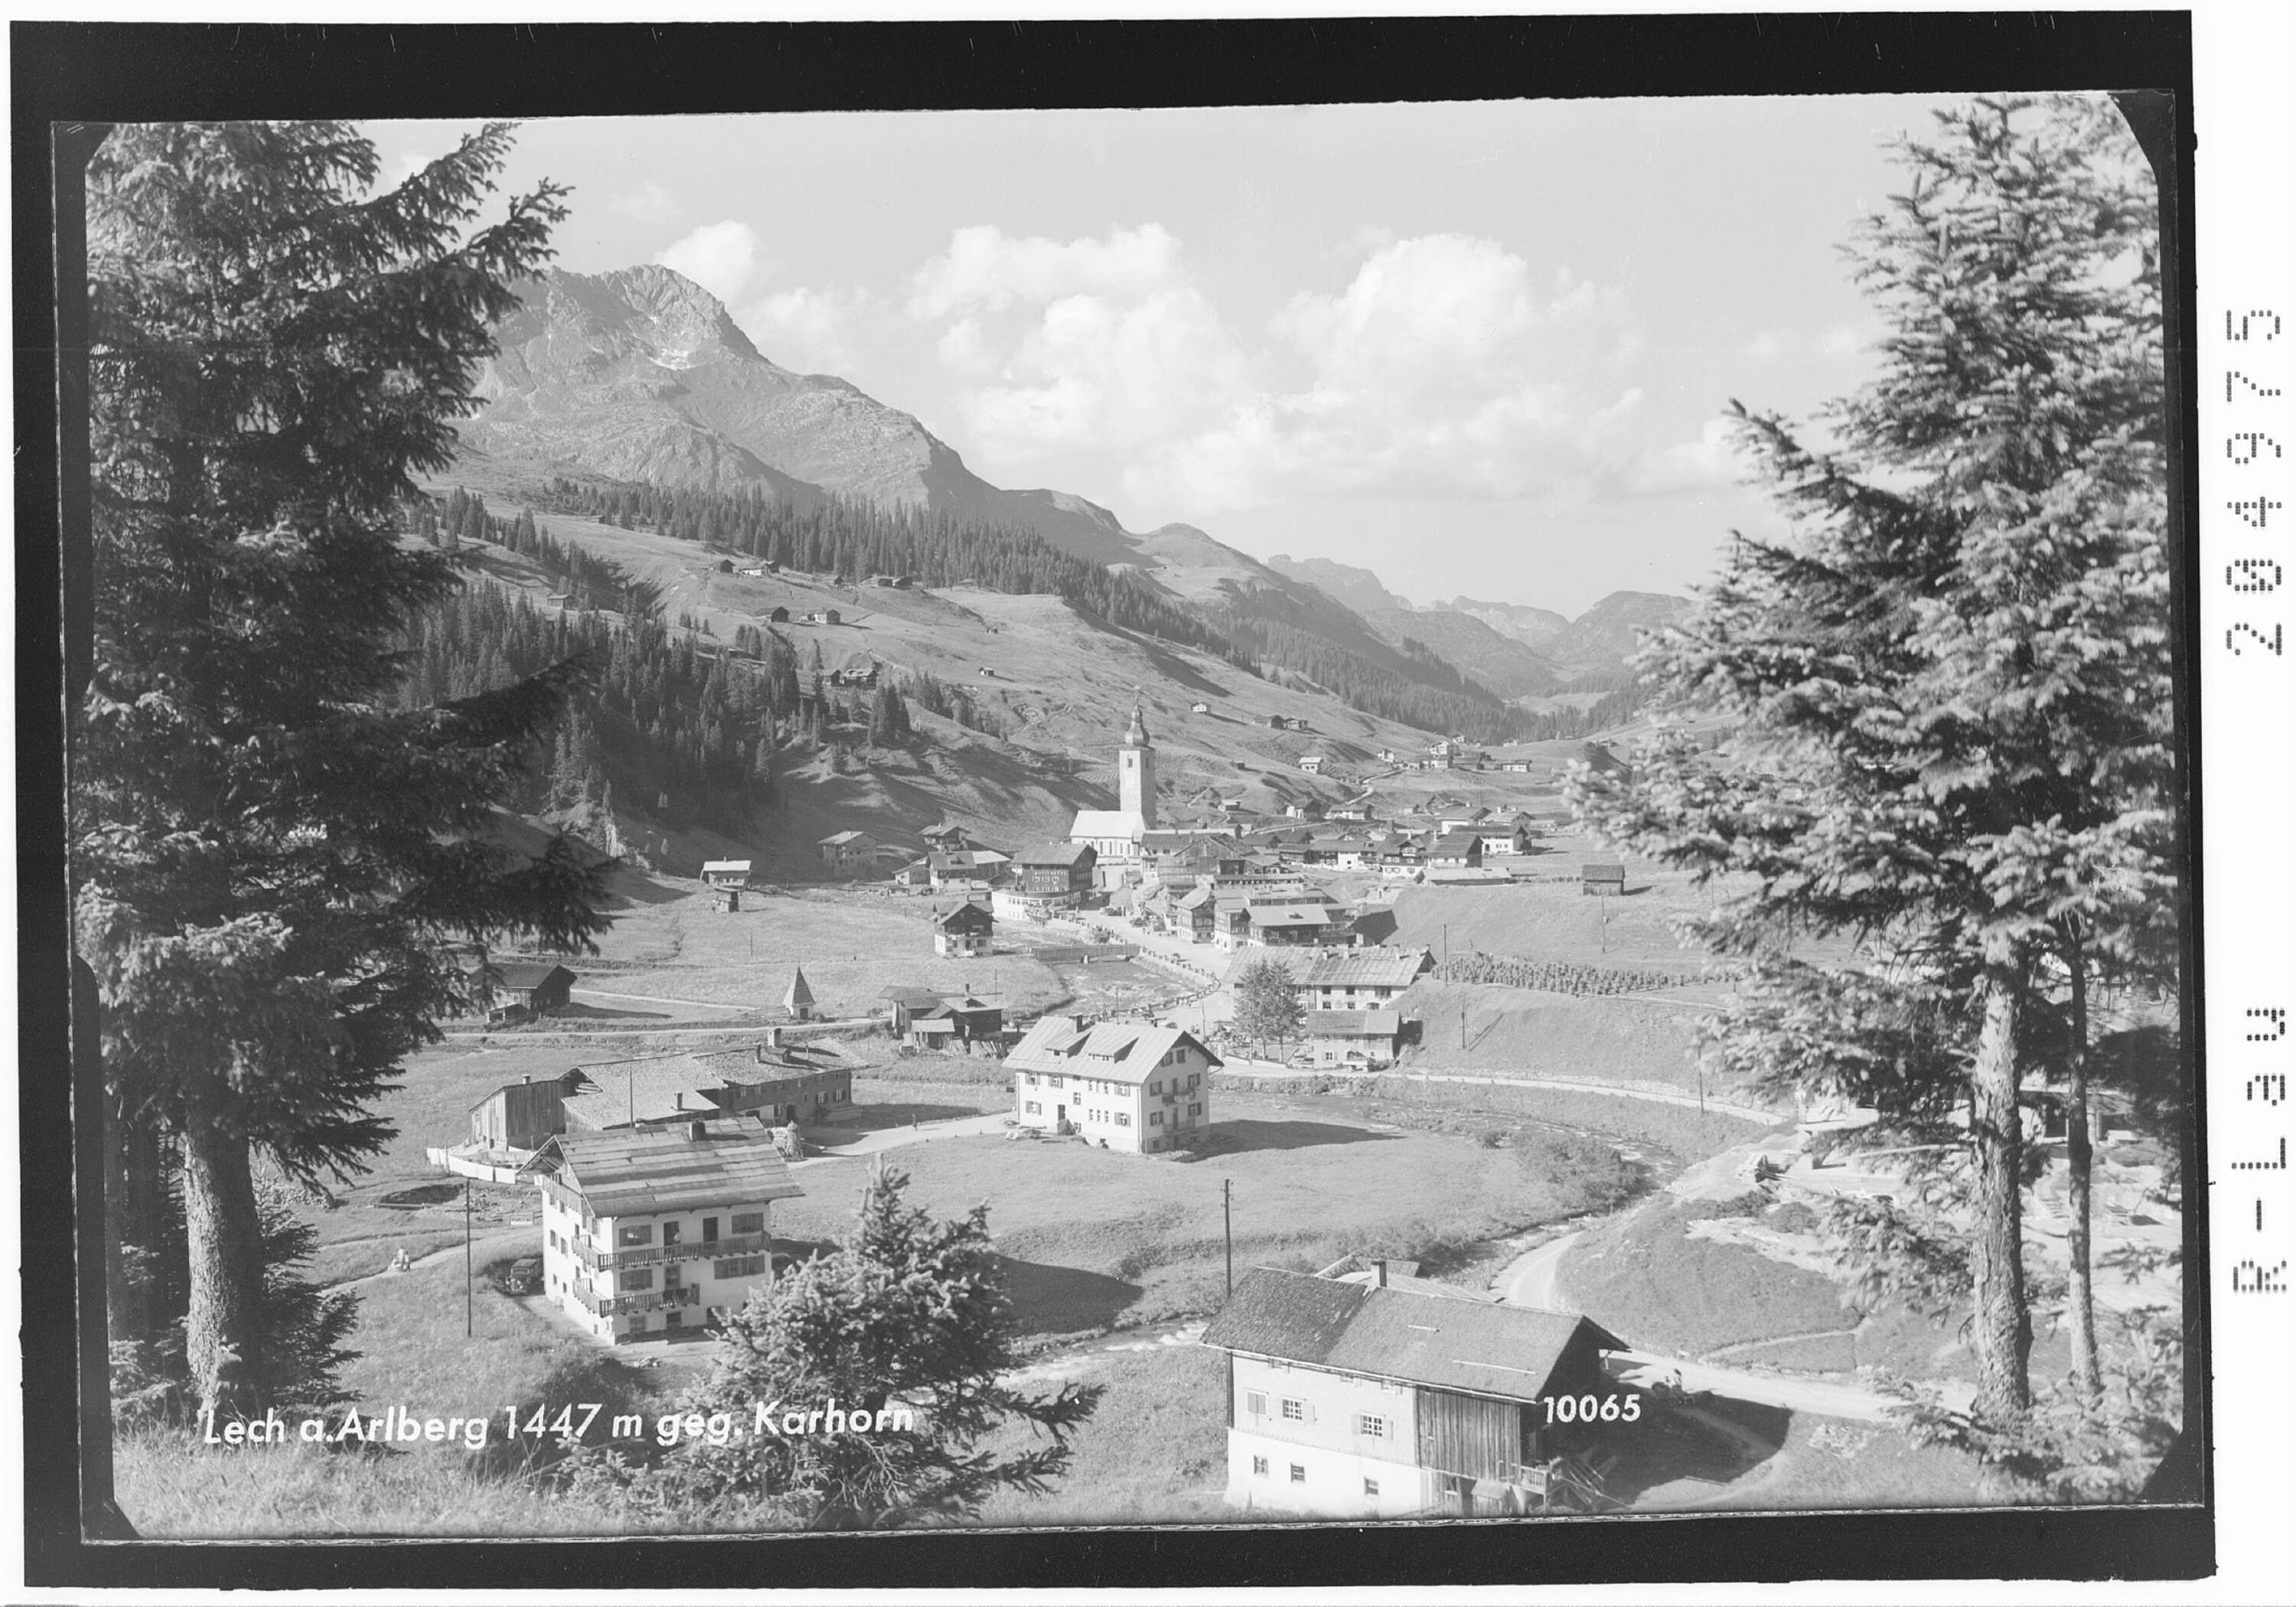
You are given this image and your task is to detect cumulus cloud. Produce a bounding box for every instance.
[1618,416,1746,496]
[907,223,1186,320]
[733,285,884,376]
[1124,234,1642,511]
[657,220,765,305]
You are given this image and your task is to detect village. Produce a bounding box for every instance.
[270,703,2181,1527]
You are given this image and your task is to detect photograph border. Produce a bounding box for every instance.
[13,11,2211,1589]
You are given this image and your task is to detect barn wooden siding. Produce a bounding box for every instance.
[1414,1388,1524,1482]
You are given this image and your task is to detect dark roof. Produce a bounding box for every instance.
[543,1124,804,1215]
[497,961,576,990]
[1202,1267,1624,1403]
[935,902,994,929]
[1291,948,1430,989]
[1018,841,1094,867]
[1431,831,1482,854]
[880,984,957,1006]
[1583,862,1626,879]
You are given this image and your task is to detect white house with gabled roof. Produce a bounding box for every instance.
[1005,1015,1219,1154]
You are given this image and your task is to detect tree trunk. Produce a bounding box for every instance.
[1968,959,2032,1420]
[2064,929,2102,1400]
[178,1103,270,1417]
[106,1100,164,1348]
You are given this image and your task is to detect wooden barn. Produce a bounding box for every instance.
[491,961,576,1019]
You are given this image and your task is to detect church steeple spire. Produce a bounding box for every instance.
[1124,700,1150,748]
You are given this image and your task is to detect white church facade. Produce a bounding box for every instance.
[1068,702,1158,862]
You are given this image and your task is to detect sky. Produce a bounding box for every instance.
[369,96,1971,617]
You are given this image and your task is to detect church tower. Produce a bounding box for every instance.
[1119,701,1157,830]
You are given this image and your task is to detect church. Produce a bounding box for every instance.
[1068,702,1157,862]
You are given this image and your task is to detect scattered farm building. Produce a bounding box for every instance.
[529,1122,804,1343]
[1287,947,1433,1011]
[1005,1015,1219,1154]
[818,830,878,873]
[931,899,995,957]
[1297,753,1327,775]
[559,1047,853,1133]
[768,605,791,623]
[467,1069,587,1155]
[1202,1266,1627,1518]
[491,961,576,1020]
[1016,841,1097,900]
[1304,1008,1405,1069]
[1581,862,1627,897]
[1427,832,1484,871]
[905,995,1005,1050]
[701,859,752,887]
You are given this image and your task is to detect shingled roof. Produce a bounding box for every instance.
[1202,1267,1624,1404]
[1290,948,1432,990]
[536,1123,804,1217]
[1003,1015,1221,1086]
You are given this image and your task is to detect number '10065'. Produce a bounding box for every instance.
[1540,1393,1641,1424]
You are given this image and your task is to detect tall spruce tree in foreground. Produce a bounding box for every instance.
[1576,96,2170,1437]
[77,122,611,1416]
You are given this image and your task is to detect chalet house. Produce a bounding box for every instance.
[1438,807,1492,833]
[1191,701,1211,713]
[467,1069,587,1156]
[906,995,1004,1050]
[1298,753,1326,775]
[529,1122,804,1343]
[1476,823,1528,858]
[1006,1015,1218,1154]
[879,985,954,1034]
[1211,903,1255,951]
[1305,1009,1404,1070]
[802,608,842,626]
[1375,748,1400,764]
[827,661,881,689]
[1173,884,1218,942]
[701,859,752,894]
[1202,1266,1627,1518]
[1327,837,1372,871]
[818,830,878,873]
[892,860,934,888]
[491,961,576,1021]
[1016,841,1097,900]
[921,823,977,852]
[932,899,995,957]
[1582,862,1627,897]
[1289,947,1433,1011]
[1427,832,1484,871]
[1328,797,1376,823]
[1247,901,1341,949]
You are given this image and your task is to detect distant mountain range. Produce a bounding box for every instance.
[458,263,1686,718]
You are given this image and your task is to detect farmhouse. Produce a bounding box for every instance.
[1582,862,1627,897]
[529,1122,804,1343]
[1427,831,1484,871]
[1304,1009,1405,1069]
[921,822,977,851]
[1016,841,1097,901]
[931,898,995,957]
[1005,1015,1218,1154]
[1439,807,1492,833]
[491,961,576,1021]
[817,830,877,873]
[905,995,1005,1050]
[1297,752,1326,775]
[1202,1266,1628,1518]
[768,605,791,623]
[1476,823,1528,857]
[559,1048,853,1133]
[804,608,842,626]
[1288,947,1433,1011]
[467,1069,587,1156]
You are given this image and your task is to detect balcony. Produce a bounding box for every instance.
[572,1229,771,1273]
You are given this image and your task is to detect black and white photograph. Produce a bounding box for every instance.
[19,11,2248,1593]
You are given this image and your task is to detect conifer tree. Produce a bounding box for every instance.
[78,120,610,1416]
[1576,96,2170,1430]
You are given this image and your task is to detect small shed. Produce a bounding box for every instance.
[1582,862,1626,897]
[701,859,752,888]
[768,605,791,623]
[783,967,817,1022]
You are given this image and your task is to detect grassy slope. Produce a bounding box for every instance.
[1561,1199,1850,1359]
[976,1343,1231,1527]
[773,1094,1617,1333]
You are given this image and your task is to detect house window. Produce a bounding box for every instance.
[1189,1102,1203,1116]
[1252,1455,1269,1477]
[1150,1112,1163,1126]
[1188,1074,1201,1090]
[1150,1080,1163,1095]
[703,1218,719,1243]
[1245,1391,1266,1416]
[616,1224,654,1247]
[715,1256,767,1279]
[1026,1074,1039,1087]
[1116,1112,1131,1127]
[1048,1076,1064,1089]
[1280,1398,1304,1422]
[621,1268,654,1290]
[732,1212,764,1235]
[1364,1478,1381,1498]
[1290,1465,1306,1484]
[1026,1101,1041,1115]
[1357,1414,1386,1439]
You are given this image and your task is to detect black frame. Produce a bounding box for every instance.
[15,11,2209,1589]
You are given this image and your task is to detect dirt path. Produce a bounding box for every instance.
[328,1227,534,1291]
[1496,1231,1584,1312]
[1600,1349,1962,1424]
[807,1112,1010,1159]
[568,986,752,1013]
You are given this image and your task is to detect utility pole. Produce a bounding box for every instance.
[465,1179,474,1338]
[1223,1178,1234,1296]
